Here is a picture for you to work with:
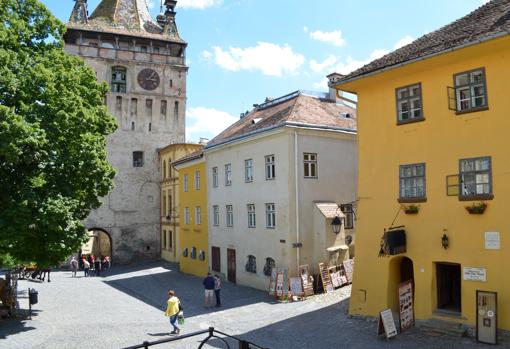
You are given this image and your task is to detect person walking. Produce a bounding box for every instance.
[83,257,90,277]
[88,254,95,275]
[165,290,181,335]
[203,273,215,308]
[70,257,78,277]
[214,274,221,307]
[95,255,102,276]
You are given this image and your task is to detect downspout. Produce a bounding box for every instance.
[294,131,300,275]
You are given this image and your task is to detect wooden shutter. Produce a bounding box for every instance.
[446,174,460,196]
[211,246,220,272]
[447,86,457,111]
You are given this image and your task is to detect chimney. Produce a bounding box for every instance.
[198,137,209,145]
[327,72,344,102]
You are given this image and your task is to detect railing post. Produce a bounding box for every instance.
[143,340,149,349]
[209,327,215,336]
[239,340,249,349]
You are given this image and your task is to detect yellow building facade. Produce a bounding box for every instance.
[160,143,202,263]
[173,150,209,277]
[334,8,510,332]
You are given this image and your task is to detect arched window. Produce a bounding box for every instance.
[163,160,167,179]
[182,248,188,257]
[191,247,197,259]
[246,255,257,273]
[263,257,275,276]
[111,66,127,93]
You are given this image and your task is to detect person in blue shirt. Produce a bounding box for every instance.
[203,273,215,308]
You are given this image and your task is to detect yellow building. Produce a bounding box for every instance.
[160,143,202,263]
[332,2,510,333]
[173,149,209,276]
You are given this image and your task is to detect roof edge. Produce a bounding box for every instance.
[172,152,204,167]
[334,30,510,88]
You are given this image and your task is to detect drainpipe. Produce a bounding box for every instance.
[294,131,300,275]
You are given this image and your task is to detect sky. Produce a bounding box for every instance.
[41,0,488,142]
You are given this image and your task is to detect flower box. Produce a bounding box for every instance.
[465,202,487,214]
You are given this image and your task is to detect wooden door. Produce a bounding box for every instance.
[211,246,220,272]
[227,248,236,284]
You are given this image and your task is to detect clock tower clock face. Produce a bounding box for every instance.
[137,68,160,90]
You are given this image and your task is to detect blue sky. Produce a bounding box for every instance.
[42,0,487,141]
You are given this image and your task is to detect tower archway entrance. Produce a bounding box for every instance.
[81,228,112,260]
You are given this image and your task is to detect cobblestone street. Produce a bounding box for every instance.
[0,262,505,349]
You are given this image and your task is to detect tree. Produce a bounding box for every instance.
[0,0,117,267]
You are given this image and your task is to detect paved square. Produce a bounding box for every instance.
[0,262,505,348]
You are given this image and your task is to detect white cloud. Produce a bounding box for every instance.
[303,26,309,33]
[394,35,414,49]
[207,42,305,77]
[312,78,329,90]
[147,0,155,9]
[309,55,337,73]
[177,0,223,9]
[309,29,345,47]
[186,107,238,141]
[200,50,213,60]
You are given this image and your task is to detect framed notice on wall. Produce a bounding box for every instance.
[398,280,414,332]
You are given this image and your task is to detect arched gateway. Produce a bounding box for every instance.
[81,228,113,260]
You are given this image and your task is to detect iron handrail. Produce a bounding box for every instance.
[122,327,269,349]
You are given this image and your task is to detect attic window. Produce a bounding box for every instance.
[252,118,262,124]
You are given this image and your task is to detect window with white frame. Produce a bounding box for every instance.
[396,83,423,123]
[195,206,201,225]
[340,204,354,229]
[265,203,275,228]
[184,207,190,225]
[265,155,275,180]
[194,170,201,190]
[183,174,188,192]
[226,205,233,227]
[460,156,492,198]
[304,153,318,178]
[245,159,253,182]
[212,167,218,188]
[399,163,426,200]
[247,204,256,228]
[213,205,219,226]
[225,164,232,186]
[454,68,487,112]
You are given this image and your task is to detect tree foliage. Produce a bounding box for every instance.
[0,0,117,267]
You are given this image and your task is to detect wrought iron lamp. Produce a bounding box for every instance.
[331,215,342,234]
[441,232,449,249]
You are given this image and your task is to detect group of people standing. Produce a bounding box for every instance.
[164,272,222,335]
[69,255,111,277]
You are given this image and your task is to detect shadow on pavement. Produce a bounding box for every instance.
[102,261,275,318]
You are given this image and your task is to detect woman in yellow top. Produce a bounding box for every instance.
[165,290,181,335]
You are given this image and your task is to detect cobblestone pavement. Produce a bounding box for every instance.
[0,262,506,349]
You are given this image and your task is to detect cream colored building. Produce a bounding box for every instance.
[205,90,357,290]
[160,143,203,263]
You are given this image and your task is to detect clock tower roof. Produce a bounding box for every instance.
[67,0,185,44]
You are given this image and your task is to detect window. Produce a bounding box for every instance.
[168,160,172,179]
[225,164,232,186]
[111,66,127,93]
[115,96,122,113]
[396,83,422,123]
[183,174,188,192]
[162,230,167,250]
[191,247,197,259]
[168,230,173,249]
[145,99,153,116]
[265,203,275,228]
[148,123,152,132]
[131,121,135,131]
[161,100,167,118]
[162,194,167,217]
[265,155,275,180]
[460,156,492,199]
[399,163,425,201]
[153,46,160,54]
[195,206,201,225]
[163,160,167,180]
[140,45,148,53]
[263,257,275,276]
[246,255,257,273]
[212,167,218,188]
[340,204,354,229]
[245,159,253,182]
[194,170,201,190]
[247,204,256,228]
[226,205,233,227]
[133,151,144,167]
[304,153,318,178]
[454,68,487,112]
[213,205,219,226]
[174,101,179,119]
[184,207,190,225]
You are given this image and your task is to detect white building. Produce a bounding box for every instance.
[205,90,358,290]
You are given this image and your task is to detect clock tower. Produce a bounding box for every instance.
[65,0,187,263]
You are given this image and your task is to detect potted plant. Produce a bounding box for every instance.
[404,204,420,214]
[465,202,487,214]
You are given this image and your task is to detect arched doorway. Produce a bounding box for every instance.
[387,256,415,312]
[81,228,112,260]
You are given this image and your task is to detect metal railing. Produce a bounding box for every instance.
[122,327,269,349]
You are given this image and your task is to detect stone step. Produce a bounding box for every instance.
[417,319,468,337]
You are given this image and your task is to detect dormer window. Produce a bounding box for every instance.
[111,66,127,93]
